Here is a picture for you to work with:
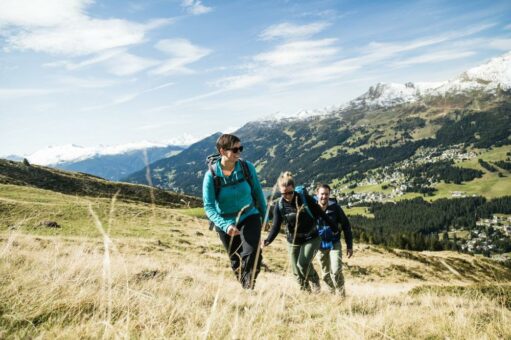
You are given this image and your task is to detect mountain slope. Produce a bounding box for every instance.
[0,159,201,207]
[125,52,511,197]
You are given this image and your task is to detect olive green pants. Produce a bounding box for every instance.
[287,236,321,291]
[317,241,345,295]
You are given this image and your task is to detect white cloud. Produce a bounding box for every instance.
[181,0,212,15]
[0,0,172,56]
[395,50,476,66]
[4,18,171,56]
[254,39,339,66]
[260,22,330,40]
[213,74,266,91]
[0,0,89,27]
[104,52,159,76]
[151,39,211,75]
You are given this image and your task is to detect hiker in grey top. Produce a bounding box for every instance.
[262,172,338,293]
[315,184,353,296]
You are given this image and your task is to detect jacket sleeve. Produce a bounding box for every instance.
[264,203,282,246]
[336,205,353,249]
[202,171,231,232]
[247,161,268,222]
[307,194,340,233]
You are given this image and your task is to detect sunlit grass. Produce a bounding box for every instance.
[1,184,511,338]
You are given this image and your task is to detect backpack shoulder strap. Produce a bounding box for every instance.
[208,161,222,199]
[239,160,253,187]
[277,197,287,223]
[239,160,259,208]
[295,186,314,219]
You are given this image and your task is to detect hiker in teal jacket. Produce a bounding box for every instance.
[203,134,267,289]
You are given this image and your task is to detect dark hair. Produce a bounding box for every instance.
[216,134,240,153]
[316,183,331,192]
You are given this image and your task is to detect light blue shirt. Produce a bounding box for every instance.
[202,160,267,232]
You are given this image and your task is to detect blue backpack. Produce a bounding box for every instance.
[314,197,336,250]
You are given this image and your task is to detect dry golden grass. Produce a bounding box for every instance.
[2,233,511,339]
[1,184,510,339]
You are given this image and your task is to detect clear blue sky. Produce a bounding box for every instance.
[1,0,510,156]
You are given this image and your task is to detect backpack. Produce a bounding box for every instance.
[206,154,258,230]
[313,196,338,250]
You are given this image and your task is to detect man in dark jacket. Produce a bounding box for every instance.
[315,184,353,296]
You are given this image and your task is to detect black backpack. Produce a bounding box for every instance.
[206,154,258,230]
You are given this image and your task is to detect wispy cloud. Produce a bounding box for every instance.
[0,88,62,99]
[394,50,476,67]
[44,49,160,76]
[104,52,160,76]
[181,0,212,15]
[188,21,500,98]
[259,22,330,41]
[56,76,120,88]
[254,39,339,66]
[150,39,211,75]
[81,81,175,111]
[488,38,511,50]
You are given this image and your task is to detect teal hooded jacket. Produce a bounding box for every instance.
[202,160,267,233]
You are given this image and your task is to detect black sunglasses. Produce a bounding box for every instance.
[226,145,244,153]
[281,190,294,197]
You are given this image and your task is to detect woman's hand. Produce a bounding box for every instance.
[227,225,240,236]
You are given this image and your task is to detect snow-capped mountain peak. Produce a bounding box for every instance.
[23,134,200,166]
[349,51,511,109]
[461,51,511,87]
[349,81,444,108]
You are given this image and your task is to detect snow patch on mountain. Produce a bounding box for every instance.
[434,51,511,94]
[258,105,340,122]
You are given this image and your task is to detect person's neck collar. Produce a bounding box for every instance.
[220,158,236,171]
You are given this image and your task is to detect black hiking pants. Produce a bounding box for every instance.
[215,214,262,289]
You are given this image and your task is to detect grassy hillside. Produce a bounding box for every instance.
[0,159,201,208]
[1,184,510,338]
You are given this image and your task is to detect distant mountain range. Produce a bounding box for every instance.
[5,138,195,181]
[125,51,511,196]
